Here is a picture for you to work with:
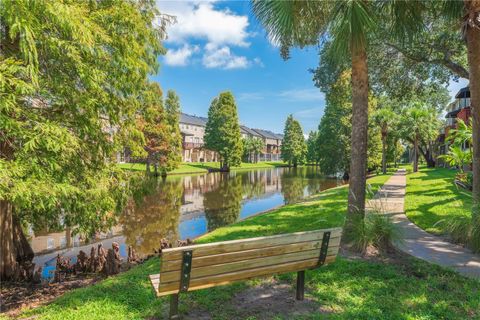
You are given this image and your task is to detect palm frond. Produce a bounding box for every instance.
[330,0,377,58]
[380,0,426,44]
[251,0,332,59]
[441,0,464,21]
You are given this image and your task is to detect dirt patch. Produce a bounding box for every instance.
[182,279,324,320]
[1,275,102,318]
[231,281,321,319]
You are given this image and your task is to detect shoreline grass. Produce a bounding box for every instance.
[118,161,290,175]
[19,173,480,320]
[405,166,472,234]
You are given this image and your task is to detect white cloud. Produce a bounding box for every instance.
[158,1,249,47]
[164,44,199,66]
[203,45,249,70]
[157,1,260,70]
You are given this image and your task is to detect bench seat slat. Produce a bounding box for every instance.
[161,237,340,272]
[153,255,336,297]
[160,246,339,283]
[161,228,342,261]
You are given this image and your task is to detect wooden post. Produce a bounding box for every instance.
[296,270,305,300]
[169,294,180,319]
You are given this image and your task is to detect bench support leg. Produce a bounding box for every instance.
[169,294,180,319]
[296,270,305,301]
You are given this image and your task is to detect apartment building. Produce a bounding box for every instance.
[436,86,471,166]
[180,113,283,162]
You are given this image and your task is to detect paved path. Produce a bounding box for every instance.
[367,169,480,280]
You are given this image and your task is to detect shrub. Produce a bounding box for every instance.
[435,215,480,252]
[351,211,402,253]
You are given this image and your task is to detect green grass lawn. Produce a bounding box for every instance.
[19,173,480,320]
[118,161,289,175]
[405,166,472,234]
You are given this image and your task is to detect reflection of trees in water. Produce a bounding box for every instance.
[281,167,308,204]
[120,177,182,255]
[240,170,266,199]
[281,167,341,203]
[204,173,242,232]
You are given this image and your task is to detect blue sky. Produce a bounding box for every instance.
[153,1,467,134]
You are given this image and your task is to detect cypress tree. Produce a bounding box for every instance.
[165,90,183,171]
[204,92,243,171]
[281,115,307,167]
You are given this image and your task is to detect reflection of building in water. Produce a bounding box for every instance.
[31,168,322,257]
[29,225,124,255]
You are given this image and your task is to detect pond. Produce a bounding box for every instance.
[31,166,343,279]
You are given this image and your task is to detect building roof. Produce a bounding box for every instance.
[240,125,262,137]
[455,86,470,99]
[179,113,283,141]
[252,128,282,140]
[180,113,208,126]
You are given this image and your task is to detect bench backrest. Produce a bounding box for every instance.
[155,228,342,296]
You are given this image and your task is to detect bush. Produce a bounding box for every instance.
[351,211,402,253]
[435,215,480,253]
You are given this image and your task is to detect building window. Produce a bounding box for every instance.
[47,238,55,249]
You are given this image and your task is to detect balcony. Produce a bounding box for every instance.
[183,142,204,149]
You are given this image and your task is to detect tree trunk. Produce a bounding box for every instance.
[413,135,419,172]
[0,200,17,280]
[465,0,480,251]
[381,133,387,174]
[0,201,34,280]
[345,44,369,238]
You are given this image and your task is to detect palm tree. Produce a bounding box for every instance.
[252,0,423,237]
[440,0,480,250]
[440,145,472,173]
[373,107,398,174]
[400,106,440,173]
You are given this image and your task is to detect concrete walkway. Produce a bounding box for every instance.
[367,169,480,280]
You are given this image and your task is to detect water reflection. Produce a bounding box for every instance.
[204,173,242,231]
[32,166,343,275]
[120,178,183,256]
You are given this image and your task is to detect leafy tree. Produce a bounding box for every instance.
[372,106,399,174]
[0,0,166,279]
[164,90,183,171]
[242,137,264,163]
[137,84,169,176]
[306,131,319,165]
[316,71,382,177]
[281,115,307,167]
[252,1,424,237]
[204,92,243,171]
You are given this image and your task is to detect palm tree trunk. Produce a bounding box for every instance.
[381,133,387,174]
[413,135,419,172]
[465,0,480,251]
[345,44,369,237]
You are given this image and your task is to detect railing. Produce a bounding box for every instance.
[258,153,281,162]
[183,142,204,149]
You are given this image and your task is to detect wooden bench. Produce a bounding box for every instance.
[149,228,342,319]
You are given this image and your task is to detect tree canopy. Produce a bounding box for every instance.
[0,0,167,279]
